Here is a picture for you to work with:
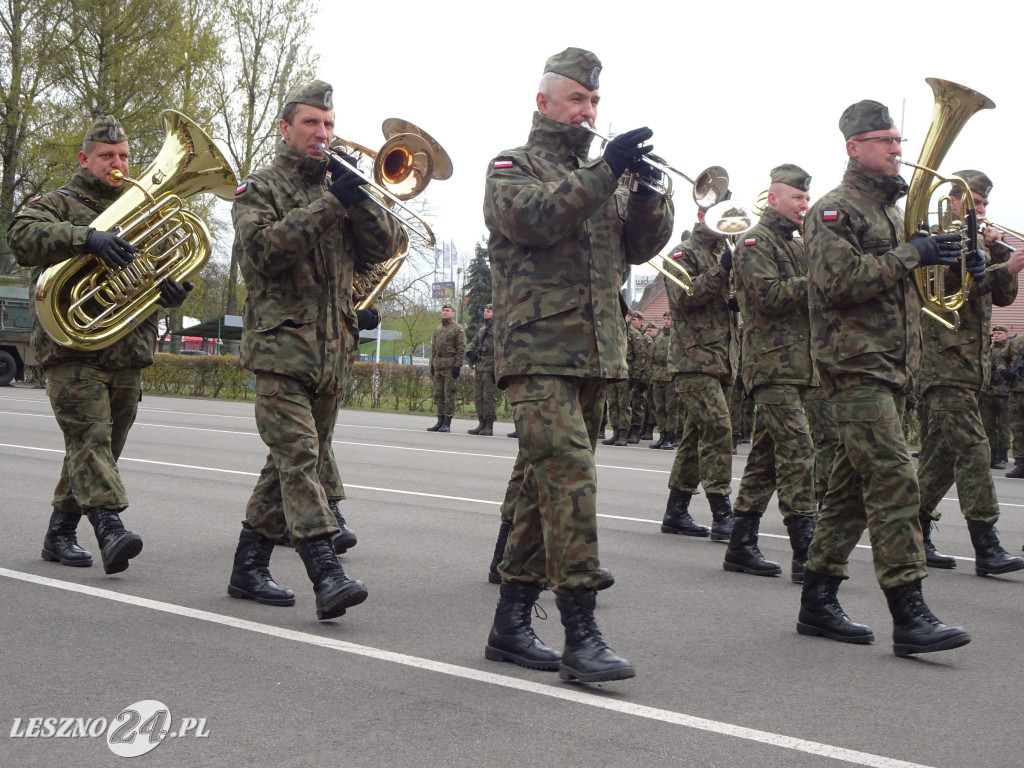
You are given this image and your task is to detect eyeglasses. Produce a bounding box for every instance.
[850,136,908,147]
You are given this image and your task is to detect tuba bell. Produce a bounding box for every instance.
[34,110,238,350]
[900,78,996,331]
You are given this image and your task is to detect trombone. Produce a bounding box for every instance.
[581,124,729,208]
[982,219,1024,253]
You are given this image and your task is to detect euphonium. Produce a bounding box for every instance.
[34,110,237,350]
[901,78,995,330]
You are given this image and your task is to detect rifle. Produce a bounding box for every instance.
[467,324,491,364]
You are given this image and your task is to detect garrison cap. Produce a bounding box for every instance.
[544,47,602,90]
[839,100,894,140]
[645,322,657,331]
[663,311,671,318]
[84,115,127,145]
[770,164,811,191]
[953,169,993,198]
[441,303,454,310]
[484,303,493,310]
[993,324,1008,333]
[632,310,644,320]
[282,80,334,114]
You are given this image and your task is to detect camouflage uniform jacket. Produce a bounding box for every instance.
[994,333,1024,394]
[627,323,649,381]
[233,143,406,391]
[431,317,466,368]
[733,206,816,391]
[469,318,495,372]
[919,240,1017,394]
[665,226,737,378]
[651,327,672,382]
[483,111,674,387]
[805,159,921,395]
[8,167,157,370]
[986,337,1010,395]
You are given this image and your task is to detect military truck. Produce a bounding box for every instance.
[0,281,35,386]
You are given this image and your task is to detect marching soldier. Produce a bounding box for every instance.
[228,79,407,620]
[483,47,673,682]
[980,324,1011,469]
[9,115,190,575]
[724,164,817,583]
[426,303,466,432]
[626,310,650,443]
[916,170,1024,575]
[800,99,969,656]
[995,329,1024,477]
[602,311,636,446]
[641,322,659,439]
[649,312,677,448]
[467,303,497,435]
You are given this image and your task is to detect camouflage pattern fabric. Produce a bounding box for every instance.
[470,319,498,421]
[47,362,141,514]
[246,438,347,533]
[430,317,466,416]
[650,326,680,432]
[606,379,631,431]
[804,159,926,589]
[668,373,733,494]
[729,384,754,441]
[498,450,528,526]
[804,386,839,498]
[629,330,652,429]
[484,111,672,592]
[980,336,1010,458]
[993,333,1024,458]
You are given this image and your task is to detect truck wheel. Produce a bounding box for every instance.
[0,350,16,386]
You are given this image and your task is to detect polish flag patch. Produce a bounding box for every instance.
[822,210,838,221]
[493,159,514,169]
[671,251,683,260]
[29,195,41,204]
[743,237,757,246]
[234,182,248,195]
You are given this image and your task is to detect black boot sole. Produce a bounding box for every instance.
[796,621,875,644]
[484,644,561,671]
[101,536,143,575]
[926,557,957,570]
[41,548,93,567]
[976,559,1024,576]
[316,582,368,621]
[894,630,971,657]
[723,560,782,577]
[487,571,501,584]
[227,584,296,606]
[660,525,710,537]
[558,662,636,683]
[333,532,358,555]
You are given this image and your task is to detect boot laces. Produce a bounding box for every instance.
[515,601,546,640]
[903,589,940,624]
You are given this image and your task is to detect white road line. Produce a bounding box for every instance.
[0,567,935,768]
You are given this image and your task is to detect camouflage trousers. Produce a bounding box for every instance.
[1007,393,1024,460]
[46,362,141,514]
[668,373,733,496]
[805,386,926,590]
[630,382,648,429]
[978,391,1009,459]
[730,382,755,440]
[651,379,679,432]
[734,384,815,522]
[918,386,999,525]
[472,367,497,421]
[498,375,605,593]
[431,359,459,417]
[498,450,528,525]
[605,379,631,431]
[804,386,839,498]
[244,372,340,546]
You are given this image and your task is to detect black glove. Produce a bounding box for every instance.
[430,365,434,377]
[629,154,662,187]
[466,349,480,363]
[356,308,380,330]
[603,127,654,179]
[908,231,961,268]
[966,249,987,280]
[720,248,733,273]
[451,366,460,379]
[727,296,740,312]
[157,278,192,309]
[326,152,358,179]
[86,229,137,270]
[1001,368,1016,382]
[353,259,374,277]
[327,156,368,206]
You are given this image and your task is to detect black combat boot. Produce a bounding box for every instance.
[426,414,444,432]
[884,579,970,656]
[329,500,358,554]
[86,507,143,575]
[613,429,628,446]
[556,590,635,683]
[920,516,956,569]
[480,419,494,436]
[640,425,654,441]
[1006,459,1024,478]
[507,430,518,438]
[626,425,641,444]
[991,452,1007,470]
[967,520,1024,576]
[276,528,294,547]
[650,431,667,449]
[723,515,781,576]
[438,415,452,433]
[484,582,562,671]
[596,567,615,591]
[784,515,815,583]
[661,489,709,537]
[488,520,512,584]
[707,493,735,542]
[467,420,485,435]
[228,527,295,606]
[661,430,677,449]
[597,429,606,440]
[797,569,875,644]
[41,509,93,567]
[602,428,622,446]
[296,535,368,620]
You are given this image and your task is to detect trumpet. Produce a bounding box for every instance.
[581,124,730,208]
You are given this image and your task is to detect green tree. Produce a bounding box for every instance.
[462,237,492,332]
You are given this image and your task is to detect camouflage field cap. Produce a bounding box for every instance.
[952,169,993,198]
[484,303,493,310]
[993,324,1009,333]
[84,115,127,145]
[770,164,811,191]
[441,303,454,311]
[839,100,894,140]
[282,80,334,112]
[544,47,601,90]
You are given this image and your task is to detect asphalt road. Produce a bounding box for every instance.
[1,386,1022,768]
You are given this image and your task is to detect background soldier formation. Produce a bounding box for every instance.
[426,303,465,433]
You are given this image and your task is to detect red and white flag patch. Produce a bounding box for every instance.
[493,159,514,169]
[822,210,838,222]
[29,195,41,204]
[234,182,248,195]
[671,251,683,260]
[743,237,757,246]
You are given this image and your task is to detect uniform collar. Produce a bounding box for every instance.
[761,206,798,240]
[528,112,595,163]
[71,167,128,204]
[274,142,330,183]
[844,158,908,205]
[690,224,725,251]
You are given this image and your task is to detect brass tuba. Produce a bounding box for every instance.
[325,119,452,310]
[901,78,995,330]
[34,110,237,350]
